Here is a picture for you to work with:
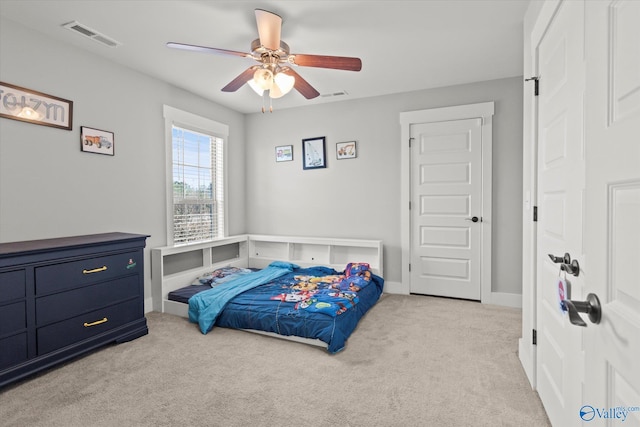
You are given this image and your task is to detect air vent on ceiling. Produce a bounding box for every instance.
[320,91,349,98]
[62,21,121,47]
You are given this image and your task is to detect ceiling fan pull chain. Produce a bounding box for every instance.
[269,96,273,113]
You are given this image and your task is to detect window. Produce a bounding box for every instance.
[164,106,228,245]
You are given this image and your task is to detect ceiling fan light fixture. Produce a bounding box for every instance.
[269,83,284,99]
[253,68,273,91]
[247,79,264,96]
[273,71,295,96]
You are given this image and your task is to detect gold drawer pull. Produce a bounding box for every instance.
[82,266,107,274]
[84,317,108,327]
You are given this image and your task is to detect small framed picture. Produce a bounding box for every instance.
[336,141,357,159]
[275,145,293,162]
[81,126,114,156]
[302,136,326,170]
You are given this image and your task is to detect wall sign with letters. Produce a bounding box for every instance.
[0,81,73,130]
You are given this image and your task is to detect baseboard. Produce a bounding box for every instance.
[144,297,154,313]
[490,292,522,308]
[383,285,522,307]
[382,280,408,295]
[518,337,536,388]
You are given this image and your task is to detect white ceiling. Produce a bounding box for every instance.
[0,0,530,114]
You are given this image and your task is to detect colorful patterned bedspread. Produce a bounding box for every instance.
[269,262,374,317]
[189,262,384,353]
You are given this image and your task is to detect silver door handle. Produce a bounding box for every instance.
[548,253,570,264]
[548,253,580,276]
[562,293,601,326]
[561,260,580,277]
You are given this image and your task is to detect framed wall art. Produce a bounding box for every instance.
[275,145,293,162]
[302,136,326,170]
[0,81,73,130]
[81,126,114,156]
[336,141,357,159]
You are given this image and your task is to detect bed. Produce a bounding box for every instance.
[151,235,384,353]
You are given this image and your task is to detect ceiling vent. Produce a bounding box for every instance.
[320,91,348,98]
[62,21,121,47]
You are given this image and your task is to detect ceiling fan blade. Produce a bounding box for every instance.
[289,54,362,71]
[221,67,257,92]
[255,9,282,50]
[167,42,250,59]
[282,68,320,99]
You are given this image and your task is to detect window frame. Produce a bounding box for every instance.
[163,105,229,246]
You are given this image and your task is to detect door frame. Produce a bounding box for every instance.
[400,102,494,303]
[519,0,563,390]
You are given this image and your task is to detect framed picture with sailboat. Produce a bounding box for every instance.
[302,136,326,170]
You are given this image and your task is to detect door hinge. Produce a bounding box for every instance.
[533,206,538,222]
[532,329,537,345]
[525,76,539,96]
[409,201,411,210]
[409,137,414,148]
[409,263,411,272]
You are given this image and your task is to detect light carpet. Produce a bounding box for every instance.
[0,294,550,426]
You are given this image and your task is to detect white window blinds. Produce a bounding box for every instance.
[171,126,224,245]
[163,105,228,246]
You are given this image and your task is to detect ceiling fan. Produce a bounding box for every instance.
[167,9,362,111]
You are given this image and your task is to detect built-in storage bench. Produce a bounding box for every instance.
[0,232,148,388]
[247,235,383,272]
[152,234,383,316]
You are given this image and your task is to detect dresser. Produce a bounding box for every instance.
[0,232,148,388]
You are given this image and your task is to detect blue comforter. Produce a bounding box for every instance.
[189,261,298,334]
[187,262,384,353]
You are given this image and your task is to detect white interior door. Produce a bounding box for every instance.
[534,1,585,425]
[583,0,640,423]
[410,118,482,300]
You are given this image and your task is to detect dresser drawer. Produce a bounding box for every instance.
[37,298,141,355]
[35,251,142,295]
[0,301,26,336]
[36,275,139,326]
[0,333,28,370]
[0,270,26,303]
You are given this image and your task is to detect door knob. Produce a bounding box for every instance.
[548,253,571,264]
[562,293,601,327]
[548,253,580,276]
[465,216,480,223]
[561,259,580,277]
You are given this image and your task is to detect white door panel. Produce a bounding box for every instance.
[535,1,585,425]
[532,1,640,426]
[584,0,640,424]
[410,118,482,300]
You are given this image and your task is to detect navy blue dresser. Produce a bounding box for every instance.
[0,232,148,388]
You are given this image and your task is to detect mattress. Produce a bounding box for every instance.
[168,284,211,304]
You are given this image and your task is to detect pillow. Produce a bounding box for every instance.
[344,262,370,277]
[191,266,253,286]
[268,261,300,270]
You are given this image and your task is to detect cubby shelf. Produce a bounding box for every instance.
[151,234,383,316]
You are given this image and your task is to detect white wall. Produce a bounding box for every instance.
[0,16,525,300]
[0,18,247,303]
[244,77,524,293]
